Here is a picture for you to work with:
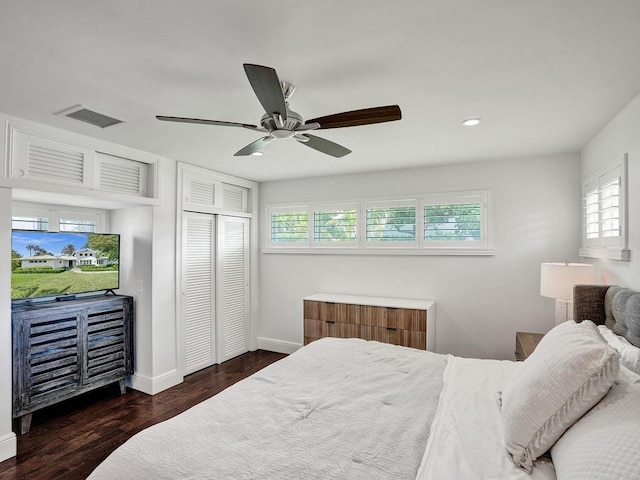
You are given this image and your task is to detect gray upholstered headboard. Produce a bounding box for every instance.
[574,284,640,348]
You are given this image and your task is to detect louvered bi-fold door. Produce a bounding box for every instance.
[216,216,250,363]
[182,212,216,374]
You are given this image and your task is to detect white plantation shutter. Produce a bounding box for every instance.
[28,144,85,184]
[96,152,150,197]
[581,156,628,260]
[182,212,216,374]
[216,216,250,362]
[364,200,418,247]
[268,207,310,246]
[222,183,249,212]
[183,172,222,214]
[11,132,90,185]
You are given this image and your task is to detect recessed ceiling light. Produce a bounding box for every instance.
[462,118,482,127]
[251,151,263,156]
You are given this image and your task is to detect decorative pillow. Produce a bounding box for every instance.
[598,325,640,375]
[499,320,619,473]
[551,367,640,480]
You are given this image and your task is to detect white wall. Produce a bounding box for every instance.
[581,93,640,289]
[111,159,181,394]
[0,187,16,462]
[112,206,154,385]
[258,154,581,360]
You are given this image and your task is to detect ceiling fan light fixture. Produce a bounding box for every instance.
[462,118,482,127]
[251,151,263,156]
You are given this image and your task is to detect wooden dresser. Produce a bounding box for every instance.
[303,293,435,351]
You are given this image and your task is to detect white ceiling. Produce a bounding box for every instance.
[2,1,640,182]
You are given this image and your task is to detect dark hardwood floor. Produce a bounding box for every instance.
[0,350,287,480]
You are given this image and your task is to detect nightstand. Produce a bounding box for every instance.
[515,332,545,361]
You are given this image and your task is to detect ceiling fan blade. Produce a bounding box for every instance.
[296,134,351,158]
[156,115,262,131]
[306,105,401,129]
[234,136,275,157]
[243,64,288,121]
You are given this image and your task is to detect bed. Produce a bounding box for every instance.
[89,285,640,480]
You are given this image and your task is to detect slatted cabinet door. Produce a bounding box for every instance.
[15,309,82,416]
[83,300,133,385]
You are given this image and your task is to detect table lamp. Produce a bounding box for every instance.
[540,262,595,325]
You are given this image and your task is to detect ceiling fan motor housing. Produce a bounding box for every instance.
[260,109,303,132]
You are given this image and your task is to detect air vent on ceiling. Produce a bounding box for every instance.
[55,104,126,129]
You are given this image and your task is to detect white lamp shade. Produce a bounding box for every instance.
[540,262,595,300]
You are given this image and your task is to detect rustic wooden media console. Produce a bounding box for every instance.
[12,294,134,434]
[303,293,435,351]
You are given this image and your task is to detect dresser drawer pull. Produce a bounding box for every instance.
[386,327,397,331]
[325,320,335,324]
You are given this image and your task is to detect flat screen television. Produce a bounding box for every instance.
[11,230,120,301]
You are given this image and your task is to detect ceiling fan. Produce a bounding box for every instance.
[156,64,401,158]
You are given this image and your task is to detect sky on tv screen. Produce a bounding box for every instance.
[12,231,115,256]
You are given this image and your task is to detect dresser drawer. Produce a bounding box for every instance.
[360,326,427,349]
[303,294,435,351]
[359,306,426,330]
[303,318,359,345]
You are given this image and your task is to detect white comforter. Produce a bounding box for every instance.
[90,339,558,480]
[89,338,447,479]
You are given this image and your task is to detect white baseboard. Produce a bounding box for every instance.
[256,337,302,355]
[0,431,16,463]
[127,369,183,395]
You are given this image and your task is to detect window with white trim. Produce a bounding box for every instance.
[265,190,492,255]
[11,203,107,233]
[579,155,629,260]
[365,200,417,246]
[269,207,309,244]
[423,193,488,247]
[313,204,358,245]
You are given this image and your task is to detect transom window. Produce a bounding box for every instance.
[265,190,492,255]
[269,209,309,243]
[12,203,107,233]
[366,205,416,243]
[314,207,357,243]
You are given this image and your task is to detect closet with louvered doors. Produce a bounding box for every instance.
[179,163,252,375]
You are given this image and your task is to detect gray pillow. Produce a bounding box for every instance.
[611,289,640,347]
[499,320,619,472]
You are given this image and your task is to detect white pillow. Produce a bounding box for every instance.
[551,367,640,480]
[499,320,619,473]
[597,324,640,375]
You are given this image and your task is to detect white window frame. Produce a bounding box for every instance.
[421,191,491,252]
[264,190,494,255]
[363,199,418,248]
[312,202,359,248]
[12,202,108,233]
[266,205,311,248]
[579,154,630,261]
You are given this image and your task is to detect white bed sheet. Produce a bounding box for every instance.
[417,355,557,480]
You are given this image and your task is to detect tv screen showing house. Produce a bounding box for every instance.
[11,230,120,300]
